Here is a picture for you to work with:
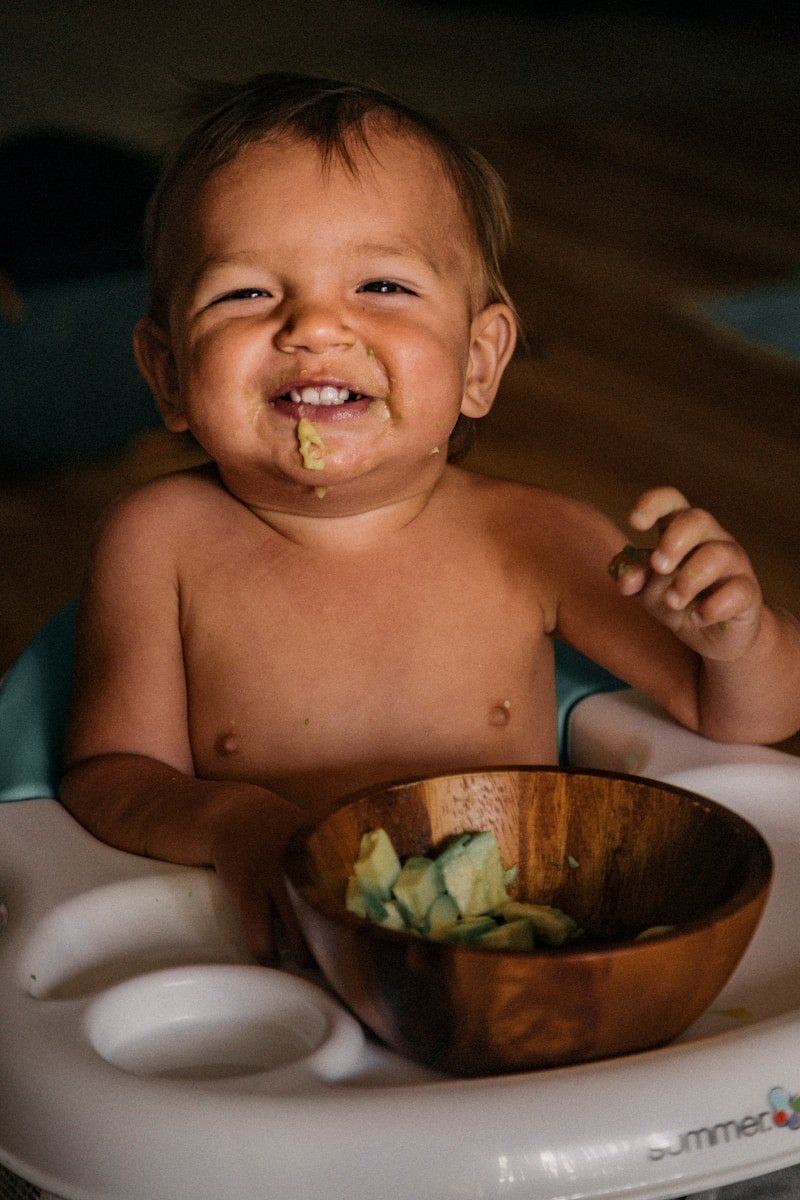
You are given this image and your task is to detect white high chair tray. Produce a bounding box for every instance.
[1,690,800,1200]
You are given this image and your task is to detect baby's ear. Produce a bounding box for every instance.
[133,318,188,432]
[461,303,517,419]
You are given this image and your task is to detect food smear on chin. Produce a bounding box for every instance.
[297,417,326,471]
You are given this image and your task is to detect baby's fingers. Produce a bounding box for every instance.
[223,865,310,967]
[629,487,691,534]
[687,574,761,631]
[662,539,749,612]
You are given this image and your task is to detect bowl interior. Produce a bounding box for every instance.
[289,767,771,943]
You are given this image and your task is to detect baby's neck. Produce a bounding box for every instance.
[238,482,442,552]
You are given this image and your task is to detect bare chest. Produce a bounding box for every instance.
[180,537,556,807]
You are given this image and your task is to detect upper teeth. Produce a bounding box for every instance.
[288,386,351,406]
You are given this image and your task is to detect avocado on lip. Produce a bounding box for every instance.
[297,416,326,470]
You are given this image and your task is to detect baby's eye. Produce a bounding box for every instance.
[211,288,271,305]
[358,280,414,295]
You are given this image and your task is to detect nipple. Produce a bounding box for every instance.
[489,699,511,728]
[214,726,239,757]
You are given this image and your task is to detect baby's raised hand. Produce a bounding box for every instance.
[609,487,763,661]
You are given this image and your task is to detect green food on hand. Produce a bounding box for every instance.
[608,543,649,579]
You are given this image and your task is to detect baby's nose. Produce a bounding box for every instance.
[275,300,355,354]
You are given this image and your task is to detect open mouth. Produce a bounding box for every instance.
[279,386,367,407]
[270,383,377,423]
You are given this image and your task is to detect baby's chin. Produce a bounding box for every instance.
[231,454,447,524]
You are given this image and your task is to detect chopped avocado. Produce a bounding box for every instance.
[345,874,368,918]
[434,833,471,864]
[345,875,394,923]
[346,827,594,953]
[476,918,536,951]
[353,828,401,899]
[392,856,444,928]
[424,892,460,936]
[500,902,582,946]
[376,900,408,931]
[436,831,510,917]
[435,915,498,944]
[634,924,676,942]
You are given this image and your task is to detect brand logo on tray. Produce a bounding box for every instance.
[769,1087,800,1130]
[647,1088,799,1161]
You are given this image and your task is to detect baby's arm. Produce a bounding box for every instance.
[59,482,306,963]
[608,486,800,743]
[61,755,306,962]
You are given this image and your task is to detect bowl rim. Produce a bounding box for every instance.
[283,764,774,959]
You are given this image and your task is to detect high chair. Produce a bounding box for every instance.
[2,605,799,1200]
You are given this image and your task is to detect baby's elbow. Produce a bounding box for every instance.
[662,692,778,747]
[695,710,799,748]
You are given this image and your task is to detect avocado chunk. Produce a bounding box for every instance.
[346,875,393,923]
[376,899,409,931]
[392,855,444,928]
[476,918,536,951]
[500,901,582,946]
[353,828,402,899]
[424,891,460,936]
[435,915,498,944]
[436,831,511,917]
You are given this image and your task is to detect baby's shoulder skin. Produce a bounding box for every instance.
[96,463,226,539]
[83,464,240,592]
[454,469,619,552]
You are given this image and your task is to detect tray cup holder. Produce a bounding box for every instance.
[84,964,364,1082]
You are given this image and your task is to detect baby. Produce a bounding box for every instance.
[60,72,800,962]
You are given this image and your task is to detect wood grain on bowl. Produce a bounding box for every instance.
[284,768,772,1076]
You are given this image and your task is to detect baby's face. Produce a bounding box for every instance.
[144,130,511,512]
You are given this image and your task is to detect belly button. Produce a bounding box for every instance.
[489,699,511,727]
[214,726,239,756]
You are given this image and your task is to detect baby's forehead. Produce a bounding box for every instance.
[195,127,478,250]
[207,126,463,208]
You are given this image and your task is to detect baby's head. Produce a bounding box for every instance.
[147,72,514,323]
[144,74,517,461]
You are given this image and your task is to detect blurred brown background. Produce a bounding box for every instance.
[1,1,798,748]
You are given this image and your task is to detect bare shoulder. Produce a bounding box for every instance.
[90,464,226,556]
[449,468,622,555]
[101,463,222,526]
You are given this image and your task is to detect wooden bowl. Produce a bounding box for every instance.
[283,768,772,1076]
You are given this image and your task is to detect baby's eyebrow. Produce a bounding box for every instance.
[355,240,444,276]
[188,251,259,293]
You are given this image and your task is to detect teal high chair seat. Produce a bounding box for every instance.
[0,603,626,803]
